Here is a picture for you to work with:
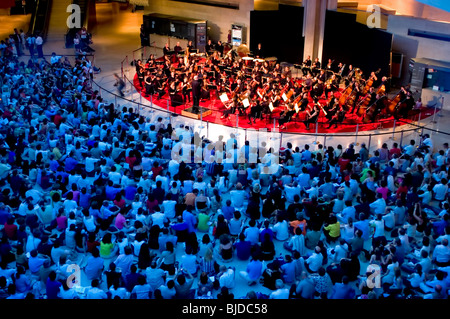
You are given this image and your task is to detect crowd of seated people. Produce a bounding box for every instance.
[0,48,449,300]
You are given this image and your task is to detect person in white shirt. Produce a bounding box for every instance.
[303,246,323,273]
[369,193,386,216]
[272,217,290,241]
[284,182,301,203]
[229,183,247,209]
[161,195,177,219]
[269,279,290,299]
[433,178,448,201]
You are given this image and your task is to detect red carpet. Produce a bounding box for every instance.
[133,74,437,134]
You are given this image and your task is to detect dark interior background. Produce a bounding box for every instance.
[250,4,305,64]
[250,7,392,78]
[322,10,393,79]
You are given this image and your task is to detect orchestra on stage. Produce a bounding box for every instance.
[134,40,417,130]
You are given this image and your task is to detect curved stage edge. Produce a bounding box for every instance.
[133,75,438,134]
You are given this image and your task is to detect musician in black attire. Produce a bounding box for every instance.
[279,104,296,129]
[187,40,195,54]
[304,103,320,130]
[215,40,224,56]
[248,99,263,124]
[191,75,202,113]
[327,106,346,129]
[370,94,388,123]
[298,93,309,111]
[155,76,166,99]
[318,69,327,83]
[324,74,338,99]
[163,43,171,56]
[221,95,238,118]
[396,91,415,119]
[205,39,214,55]
[254,43,264,59]
[311,58,321,77]
[144,72,155,96]
[310,80,324,102]
[174,42,183,54]
[325,97,339,121]
[169,80,183,107]
[302,55,312,76]
[350,80,363,114]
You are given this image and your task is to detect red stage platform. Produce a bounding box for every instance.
[133,74,437,134]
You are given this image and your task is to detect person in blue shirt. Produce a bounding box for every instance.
[64,150,79,173]
[330,275,355,299]
[234,233,252,261]
[354,213,371,241]
[221,200,235,222]
[46,271,62,299]
[301,144,312,163]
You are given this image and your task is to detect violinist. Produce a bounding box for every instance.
[298,92,310,112]
[221,95,238,119]
[327,105,346,129]
[279,103,296,129]
[237,84,251,116]
[181,76,191,103]
[304,103,320,130]
[154,75,166,99]
[310,79,324,102]
[248,99,263,124]
[169,80,183,107]
[144,71,155,96]
[325,98,340,121]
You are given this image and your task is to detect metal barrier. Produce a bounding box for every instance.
[93,58,450,156]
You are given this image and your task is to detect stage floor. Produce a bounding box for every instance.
[132,75,438,134]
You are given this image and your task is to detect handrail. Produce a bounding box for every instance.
[93,74,444,139]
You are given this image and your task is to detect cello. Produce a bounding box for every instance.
[386,88,404,114]
[338,83,352,106]
[362,69,380,95]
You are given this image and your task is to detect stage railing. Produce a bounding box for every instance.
[93,73,450,158]
[94,51,450,157]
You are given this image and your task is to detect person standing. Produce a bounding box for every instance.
[191,75,201,113]
[26,33,35,58]
[35,33,44,58]
[114,73,125,97]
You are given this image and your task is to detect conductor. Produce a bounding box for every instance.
[191,75,202,113]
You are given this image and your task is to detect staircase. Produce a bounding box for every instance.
[46,0,73,42]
